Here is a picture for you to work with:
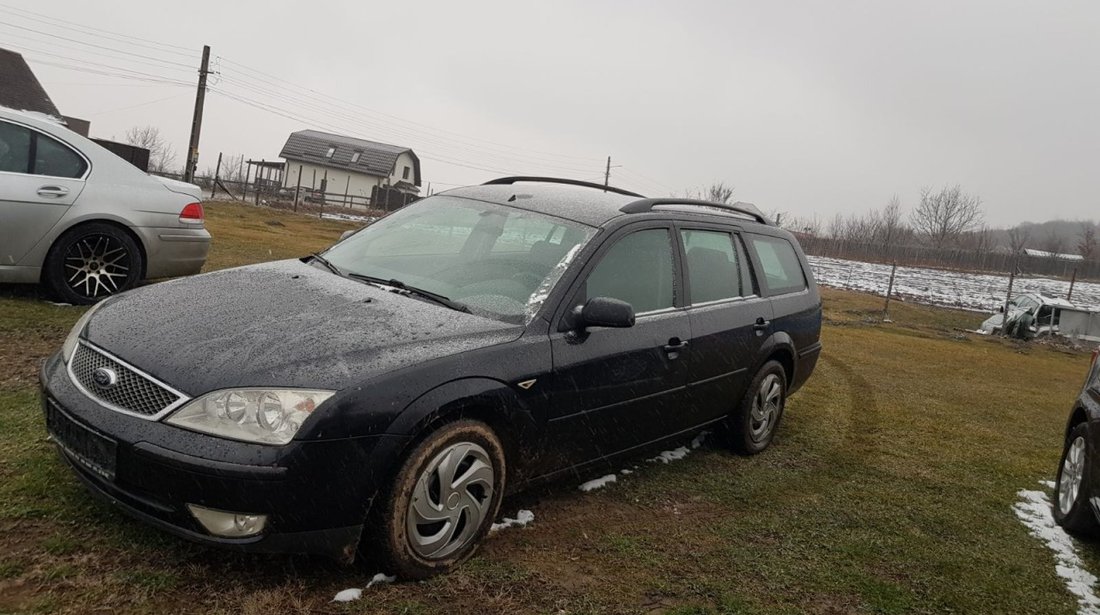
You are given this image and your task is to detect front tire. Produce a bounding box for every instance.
[1054,422,1100,536]
[373,419,506,579]
[728,361,787,455]
[43,223,143,305]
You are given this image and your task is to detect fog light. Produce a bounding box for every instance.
[187,504,268,537]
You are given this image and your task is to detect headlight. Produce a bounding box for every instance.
[165,389,334,445]
[61,301,106,363]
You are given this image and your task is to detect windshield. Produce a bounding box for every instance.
[323,196,595,323]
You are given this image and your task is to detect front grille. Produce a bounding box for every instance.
[70,343,182,417]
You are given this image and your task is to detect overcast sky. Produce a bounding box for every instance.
[7,1,1099,226]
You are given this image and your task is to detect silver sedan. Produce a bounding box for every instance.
[0,107,210,304]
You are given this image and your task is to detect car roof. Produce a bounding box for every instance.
[440,178,772,228]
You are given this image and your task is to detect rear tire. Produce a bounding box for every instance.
[371,419,506,579]
[1053,422,1100,536]
[43,223,143,305]
[728,361,787,455]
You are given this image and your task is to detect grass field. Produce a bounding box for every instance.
[0,201,1095,614]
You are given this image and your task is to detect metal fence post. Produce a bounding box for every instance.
[882,261,897,322]
[210,152,222,200]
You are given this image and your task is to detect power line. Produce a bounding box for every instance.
[0,3,195,55]
[209,87,537,177]
[211,77,601,176]
[213,74,601,176]
[217,56,605,165]
[86,94,185,116]
[0,33,198,76]
[24,57,193,87]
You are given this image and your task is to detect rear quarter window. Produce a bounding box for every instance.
[747,235,807,295]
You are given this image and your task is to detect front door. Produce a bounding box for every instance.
[0,120,87,266]
[547,225,692,462]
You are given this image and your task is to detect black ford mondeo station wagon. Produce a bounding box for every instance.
[40,177,822,578]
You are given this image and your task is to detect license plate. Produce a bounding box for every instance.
[45,399,117,482]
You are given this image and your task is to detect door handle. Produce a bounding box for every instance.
[663,337,689,353]
[753,317,771,331]
[37,186,69,198]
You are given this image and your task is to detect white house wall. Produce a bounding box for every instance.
[390,152,417,186]
[282,161,384,199]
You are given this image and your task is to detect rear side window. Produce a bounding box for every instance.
[34,134,87,178]
[584,229,675,314]
[0,121,32,174]
[0,121,86,178]
[680,229,755,303]
[748,235,807,295]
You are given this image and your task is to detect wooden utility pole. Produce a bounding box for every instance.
[293,164,302,211]
[1069,267,1078,302]
[1001,257,1018,333]
[604,156,611,190]
[183,45,210,183]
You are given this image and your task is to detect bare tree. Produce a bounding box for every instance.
[124,126,177,174]
[1007,225,1031,254]
[1077,223,1097,261]
[909,184,984,249]
[875,194,905,247]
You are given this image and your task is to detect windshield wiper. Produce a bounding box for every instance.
[345,273,471,313]
[308,253,343,276]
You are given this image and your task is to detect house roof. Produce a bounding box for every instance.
[1024,248,1084,261]
[0,48,61,117]
[278,129,421,186]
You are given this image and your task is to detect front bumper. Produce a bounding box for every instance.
[39,352,409,561]
[134,226,211,279]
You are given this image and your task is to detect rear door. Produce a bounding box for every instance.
[547,222,693,461]
[0,120,88,266]
[744,232,818,353]
[678,224,773,424]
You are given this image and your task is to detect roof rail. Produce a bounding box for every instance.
[619,198,770,225]
[482,176,645,198]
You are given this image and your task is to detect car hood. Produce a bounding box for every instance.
[151,174,203,200]
[83,259,522,394]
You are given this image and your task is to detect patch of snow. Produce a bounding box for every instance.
[620,468,633,475]
[48,302,73,307]
[1042,480,1057,490]
[321,212,377,223]
[1013,488,1100,615]
[579,474,617,492]
[0,105,65,125]
[366,573,396,588]
[490,509,535,532]
[331,572,396,602]
[332,588,362,603]
[807,255,1100,313]
[650,446,691,464]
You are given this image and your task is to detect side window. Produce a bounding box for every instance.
[747,235,807,295]
[584,228,675,314]
[34,134,87,178]
[0,121,32,174]
[680,229,747,303]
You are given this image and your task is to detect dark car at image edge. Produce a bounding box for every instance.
[39,176,822,578]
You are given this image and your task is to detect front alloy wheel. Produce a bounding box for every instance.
[373,419,506,579]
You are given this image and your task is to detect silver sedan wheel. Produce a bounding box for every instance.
[64,234,132,299]
[749,373,783,443]
[1060,436,1087,515]
[406,441,494,560]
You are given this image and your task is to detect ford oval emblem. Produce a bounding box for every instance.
[92,367,118,389]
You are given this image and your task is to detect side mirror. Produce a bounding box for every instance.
[572,297,635,330]
[339,229,356,241]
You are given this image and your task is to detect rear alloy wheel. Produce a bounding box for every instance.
[728,361,787,455]
[373,419,506,579]
[43,223,142,305]
[1053,422,1100,536]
